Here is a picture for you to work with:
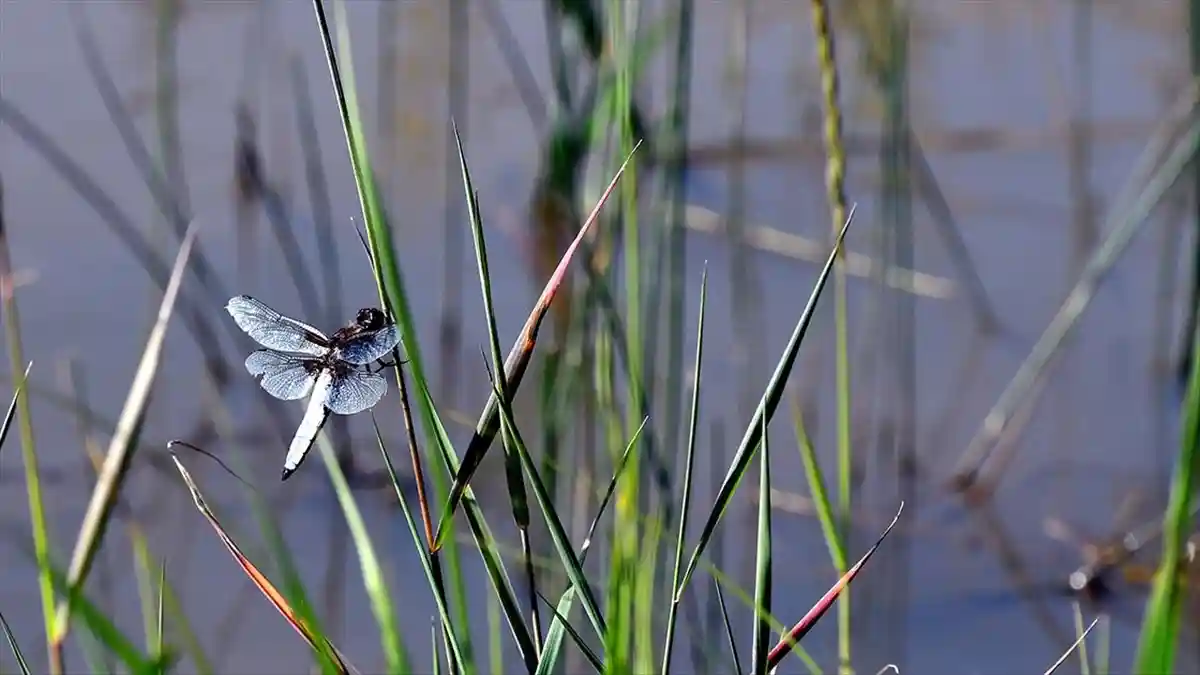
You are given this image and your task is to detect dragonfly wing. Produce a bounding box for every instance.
[245,349,303,376]
[325,368,387,415]
[226,295,329,356]
[336,324,401,365]
[246,351,318,401]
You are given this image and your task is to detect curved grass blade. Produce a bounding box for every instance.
[455,122,540,649]
[368,416,467,673]
[167,448,354,675]
[483,362,610,640]
[675,206,856,600]
[791,397,846,572]
[415,378,541,673]
[535,591,603,674]
[534,420,646,675]
[0,361,32,467]
[312,433,409,674]
[1045,617,1099,675]
[766,501,903,670]
[52,221,199,651]
[0,610,30,675]
[750,415,772,675]
[662,267,706,675]
[434,142,643,552]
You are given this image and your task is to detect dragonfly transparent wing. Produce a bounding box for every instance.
[245,349,318,401]
[226,295,329,356]
[325,368,388,415]
[335,324,401,365]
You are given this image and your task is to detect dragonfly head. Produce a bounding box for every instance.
[355,307,387,331]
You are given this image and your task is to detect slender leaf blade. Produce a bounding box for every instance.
[676,207,855,599]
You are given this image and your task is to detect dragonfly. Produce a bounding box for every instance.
[225,295,401,480]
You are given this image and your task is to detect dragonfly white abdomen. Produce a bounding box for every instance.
[283,370,336,480]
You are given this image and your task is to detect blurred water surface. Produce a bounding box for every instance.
[0,1,1195,673]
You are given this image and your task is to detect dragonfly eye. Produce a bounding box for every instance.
[356,307,385,330]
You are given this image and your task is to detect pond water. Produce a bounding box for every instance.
[0,1,1194,673]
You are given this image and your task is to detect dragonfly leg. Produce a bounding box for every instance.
[369,357,408,373]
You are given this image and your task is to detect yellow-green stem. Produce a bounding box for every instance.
[809,0,853,672]
[0,188,54,671]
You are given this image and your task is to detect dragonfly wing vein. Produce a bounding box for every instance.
[226,295,329,356]
[256,357,318,401]
[326,368,388,415]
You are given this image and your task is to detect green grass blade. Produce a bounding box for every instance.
[308,11,478,660]
[130,530,159,653]
[1134,320,1200,671]
[454,122,540,646]
[307,3,478,667]
[535,422,646,675]
[0,611,30,675]
[675,207,855,599]
[750,415,772,675]
[368,416,467,673]
[313,435,409,673]
[713,579,744,675]
[53,220,199,649]
[633,517,663,675]
[0,361,31,464]
[431,621,442,675]
[0,177,56,671]
[415,380,540,673]
[791,398,846,570]
[154,562,165,670]
[662,266,706,675]
[535,591,603,674]
[43,560,156,674]
[433,144,641,551]
[483,363,611,640]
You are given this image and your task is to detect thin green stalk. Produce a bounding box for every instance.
[0,178,55,671]
[1134,287,1200,671]
[661,267,706,675]
[750,416,772,675]
[367,416,467,674]
[808,0,853,670]
[313,434,409,673]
